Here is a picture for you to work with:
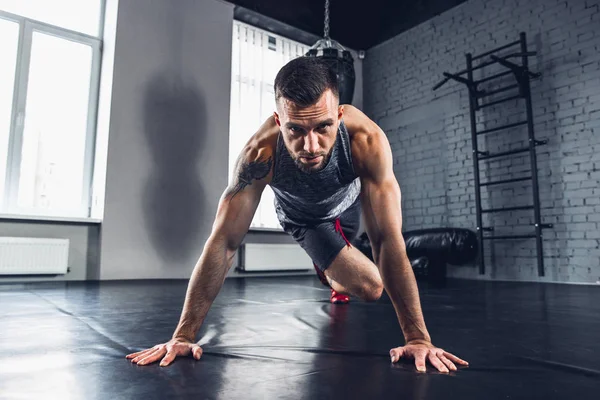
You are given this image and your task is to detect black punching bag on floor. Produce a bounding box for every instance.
[305,0,355,105]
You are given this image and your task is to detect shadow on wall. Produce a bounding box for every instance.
[142,74,207,266]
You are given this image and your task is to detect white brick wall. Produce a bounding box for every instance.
[364,0,600,283]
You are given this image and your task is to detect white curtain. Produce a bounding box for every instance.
[229,21,309,230]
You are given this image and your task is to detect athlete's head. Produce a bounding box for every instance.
[273,57,343,173]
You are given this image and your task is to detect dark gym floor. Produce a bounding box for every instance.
[1,276,599,400]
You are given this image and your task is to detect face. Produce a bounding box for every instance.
[274,89,343,173]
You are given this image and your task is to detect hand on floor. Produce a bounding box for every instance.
[126,338,203,367]
[389,340,468,373]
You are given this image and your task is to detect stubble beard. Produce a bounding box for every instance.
[292,148,333,174]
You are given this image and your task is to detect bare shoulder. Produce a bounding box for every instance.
[252,115,280,151]
[225,116,279,200]
[343,105,390,175]
[235,116,280,176]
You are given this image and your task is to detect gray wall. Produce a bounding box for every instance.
[100,0,235,280]
[364,0,600,283]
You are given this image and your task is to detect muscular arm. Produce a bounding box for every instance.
[173,147,273,341]
[127,118,280,367]
[346,106,467,373]
[358,134,431,344]
[346,106,430,344]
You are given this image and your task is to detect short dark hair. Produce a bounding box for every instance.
[274,57,339,107]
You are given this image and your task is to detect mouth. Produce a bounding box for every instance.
[300,155,323,165]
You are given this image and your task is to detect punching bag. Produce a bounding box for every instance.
[306,47,355,105]
[353,228,479,266]
[404,228,479,266]
[305,0,356,105]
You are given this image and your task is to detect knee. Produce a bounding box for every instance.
[361,280,384,302]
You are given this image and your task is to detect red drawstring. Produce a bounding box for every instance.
[335,218,351,247]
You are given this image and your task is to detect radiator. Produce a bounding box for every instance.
[241,243,311,272]
[0,237,70,275]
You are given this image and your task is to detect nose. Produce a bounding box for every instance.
[303,131,319,154]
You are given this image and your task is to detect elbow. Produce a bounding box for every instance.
[205,233,241,263]
[226,246,239,264]
[225,234,244,260]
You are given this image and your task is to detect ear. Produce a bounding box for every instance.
[273,112,281,127]
[337,105,344,121]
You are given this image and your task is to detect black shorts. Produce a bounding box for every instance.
[280,199,361,272]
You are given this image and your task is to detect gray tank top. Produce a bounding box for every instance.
[270,120,361,226]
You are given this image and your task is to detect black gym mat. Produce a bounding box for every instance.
[1,277,598,399]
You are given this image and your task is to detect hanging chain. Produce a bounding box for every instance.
[324,0,330,39]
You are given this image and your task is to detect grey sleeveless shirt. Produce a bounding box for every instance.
[270,120,361,226]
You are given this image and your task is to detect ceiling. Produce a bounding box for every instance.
[227,0,468,50]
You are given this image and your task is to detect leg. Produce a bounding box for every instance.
[323,198,383,302]
[280,221,350,300]
[324,271,351,295]
[324,245,383,302]
[280,198,381,302]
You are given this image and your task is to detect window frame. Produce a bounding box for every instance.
[0,8,103,219]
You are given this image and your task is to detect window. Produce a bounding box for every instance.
[0,3,103,218]
[229,21,309,230]
[0,0,103,36]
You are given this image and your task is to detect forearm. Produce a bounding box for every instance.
[172,236,235,341]
[379,239,431,344]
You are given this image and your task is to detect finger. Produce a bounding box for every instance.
[126,350,144,359]
[137,348,167,366]
[389,347,404,363]
[127,348,154,359]
[428,353,449,373]
[437,352,457,371]
[137,348,166,366]
[131,348,158,363]
[160,350,177,367]
[192,345,203,360]
[443,351,469,366]
[415,351,427,372]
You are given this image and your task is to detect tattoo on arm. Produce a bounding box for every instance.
[225,156,273,200]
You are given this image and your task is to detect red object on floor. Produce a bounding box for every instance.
[330,289,350,304]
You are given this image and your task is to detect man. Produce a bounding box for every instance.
[126,57,468,373]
